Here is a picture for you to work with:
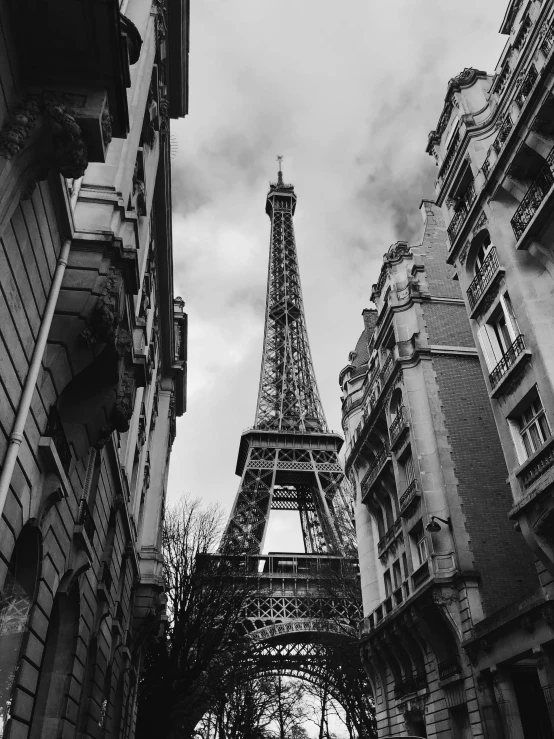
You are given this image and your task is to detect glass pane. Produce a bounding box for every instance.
[539,413,550,440]
[529,424,542,452]
[522,432,532,458]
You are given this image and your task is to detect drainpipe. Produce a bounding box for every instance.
[0,238,71,519]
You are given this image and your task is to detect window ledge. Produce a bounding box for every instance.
[489,349,532,399]
[510,434,554,514]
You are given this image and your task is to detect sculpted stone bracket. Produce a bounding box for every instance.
[0,92,90,187]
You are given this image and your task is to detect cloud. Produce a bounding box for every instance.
[168,0,509,543]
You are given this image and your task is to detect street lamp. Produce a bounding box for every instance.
[426,516,452,533]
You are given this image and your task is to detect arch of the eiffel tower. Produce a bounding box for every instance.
[209,166,374,733]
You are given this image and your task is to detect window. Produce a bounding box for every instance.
[384,569,393,597]
[393,560,402,589]
[417,534,428,566]
[477,292,520,370]
[409,522,428,568]
[518,395,550,457]
[474,233,493,273]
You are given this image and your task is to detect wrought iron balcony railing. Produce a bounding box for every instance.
[411,560,430,590]
[389,406,407,447]
[511,148,554,240]
[542,26,554,56]
[514,64,538,109]
[489,335,526,389]
[438,656,462,681]
[360,445,390,499]
[399,479,419,514]
[483,115,513,179]
[447,180,476,244]
[467,247,500,310]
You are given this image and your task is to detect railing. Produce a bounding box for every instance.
[467,247,500,310]
[438,131,460,180]
[45,406,72,473]
[394,672,427,699]
[399,479,419,514]
[438,656,462,681]
[515,64,538,109]
[78,498,95,542]
[482,153,491,178]
[541,26,554,56]
[377,523,397,555]
[517,435,554,490]
[489,335,526,389]
[494,115,513,155]
[511,148,554,240]
[411,560,430,589]
[447,180,476,244]
[360,445,390,499]
[378,352,394,385]
[389,406,407,447]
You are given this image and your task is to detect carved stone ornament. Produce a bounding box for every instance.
[0,98,40,159]
[101,106,113,147]
[81,271,122,348]
[459,239,471,266]
[473,211,488,235]
[112,370,136,433]
[0,93,89,180]
[433,587,459,607]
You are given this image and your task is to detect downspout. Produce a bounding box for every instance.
[0,238,71,518]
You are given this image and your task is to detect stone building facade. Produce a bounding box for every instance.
[425,0,554,736]
[0,2,188,739]
[340,202,539,737]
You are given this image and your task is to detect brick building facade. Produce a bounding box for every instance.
[423,0,554,736]
[340,202,538,737]
[0,2,188,738]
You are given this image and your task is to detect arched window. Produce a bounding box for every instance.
[474,232,493,274]
[29,581,80,739]
[389,388,403,422]
[0,525,40,738]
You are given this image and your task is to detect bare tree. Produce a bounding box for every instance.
[137,496,254,739]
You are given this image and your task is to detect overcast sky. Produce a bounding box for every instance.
[168,0,509,551]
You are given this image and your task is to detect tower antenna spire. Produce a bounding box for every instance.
[276,154,284,184]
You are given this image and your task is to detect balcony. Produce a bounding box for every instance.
[399,479,420,517]
[411,560,430,590]
[482,115,513,179]
[395,671,427,699]
[489,335,528,394]
[511,148,554,242]
[377,518,402,556]
[438,656,462,681]
[514,64,538,109]
[467,247,504,316]
[447,180,476,244]
[360,445,391,502]
[389,406,408,448]
[516,435,554,492]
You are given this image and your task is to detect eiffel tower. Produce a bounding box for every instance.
[208,165,373,734]
[222,163,355,557]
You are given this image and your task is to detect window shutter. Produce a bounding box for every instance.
[477,325,498,371]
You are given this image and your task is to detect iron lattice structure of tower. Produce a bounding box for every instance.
[222,170,355,557]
